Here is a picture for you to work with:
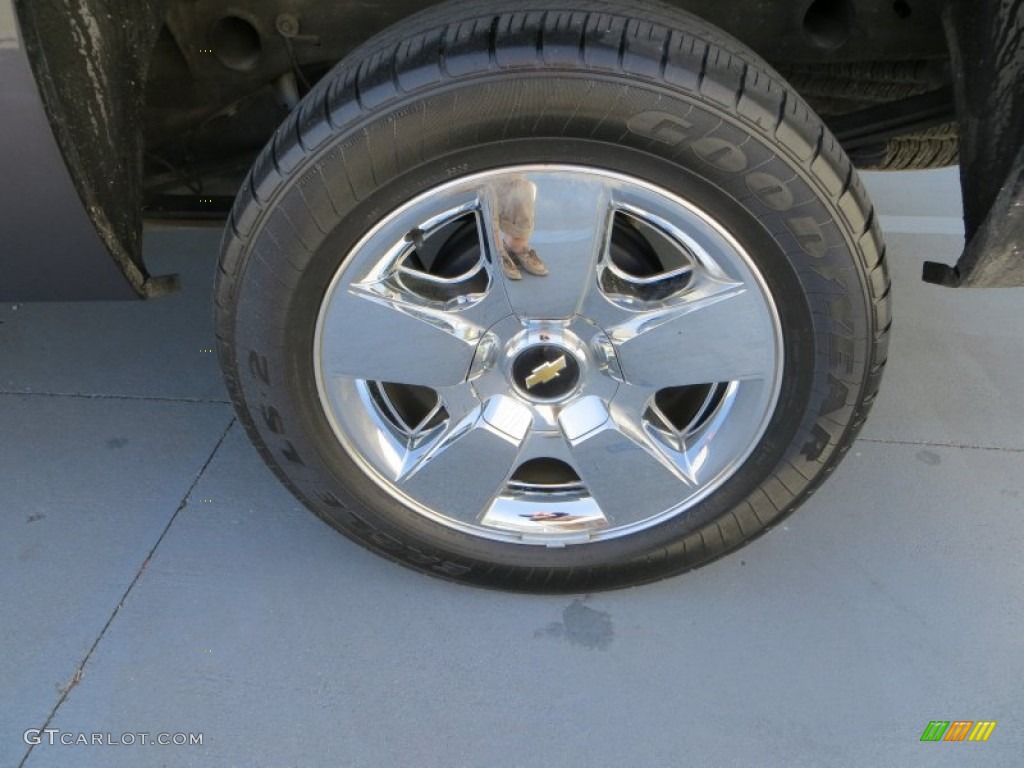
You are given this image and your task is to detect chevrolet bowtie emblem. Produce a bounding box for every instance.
[525,355,568,389]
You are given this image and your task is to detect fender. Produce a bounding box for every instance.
[3,0,176,300]
[923,0,1024,287]
[0,0,139,300]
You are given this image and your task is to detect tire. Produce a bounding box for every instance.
[215,0,891,592]
[869,123,959,171]
[776,60,959,170]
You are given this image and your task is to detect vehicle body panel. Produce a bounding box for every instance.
[0,0,136,301]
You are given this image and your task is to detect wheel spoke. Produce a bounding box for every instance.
[482,172,612,319]
[396,394,532,525]
[319,279,496,387]
[557,396,691,526]
[608,277,778,389]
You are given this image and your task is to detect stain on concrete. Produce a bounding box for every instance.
[915,450,941,466]
[536,599,614,650]
[26,512,45,523]
[106,437,128,449]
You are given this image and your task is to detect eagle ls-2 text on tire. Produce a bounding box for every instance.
[216,0,891,591]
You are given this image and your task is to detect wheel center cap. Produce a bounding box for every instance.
[511,344,581,401]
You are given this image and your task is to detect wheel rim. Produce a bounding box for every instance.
[314,165,784,546]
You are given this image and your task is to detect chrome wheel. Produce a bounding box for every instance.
[314,166,783,546]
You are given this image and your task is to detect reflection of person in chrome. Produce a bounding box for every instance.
[522,511,583,522]
[491,175,549,280]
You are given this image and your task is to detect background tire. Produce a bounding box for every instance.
[215,0,891,591]
[777,60,959,170]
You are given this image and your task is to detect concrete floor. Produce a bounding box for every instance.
[1,168,1021,767]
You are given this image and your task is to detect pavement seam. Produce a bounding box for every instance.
[0,390,231,405]
[856,437,1024,453]
[17,417,236,768]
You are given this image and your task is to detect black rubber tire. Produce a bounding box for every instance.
[870,123,959,171]
[215,0,891,592]
[776,60,959,171]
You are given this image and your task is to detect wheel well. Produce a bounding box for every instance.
[18,0,951,285]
